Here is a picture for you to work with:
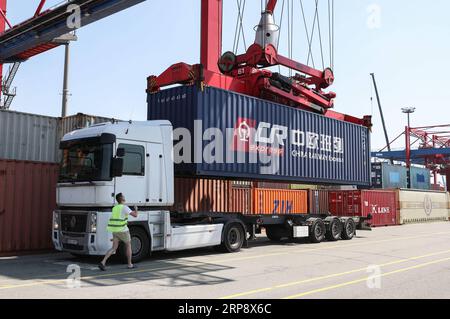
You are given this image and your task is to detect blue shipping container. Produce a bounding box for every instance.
[409,166,431,190]
[371,162,408,189]
[147,86,371,186]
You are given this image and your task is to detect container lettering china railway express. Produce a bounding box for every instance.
[148,86,371,186]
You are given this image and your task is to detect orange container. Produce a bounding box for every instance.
[252,188,308,215]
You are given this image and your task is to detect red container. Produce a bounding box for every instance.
[172,178,230,213]
[0,160,58,255]
[308,190,329,214]
[172,178,253,215]
[230,186,252,215]
[328,190,399,227]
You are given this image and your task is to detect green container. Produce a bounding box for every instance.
[409,167,431,190]
[371,163,408,189]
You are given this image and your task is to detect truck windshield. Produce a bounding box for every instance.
[59,143,113,183]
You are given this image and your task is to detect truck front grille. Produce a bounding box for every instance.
[62,244,84,251]
[61,213,88,233]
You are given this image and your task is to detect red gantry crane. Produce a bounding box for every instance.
[0,0,371,128]
[373,124,450,191]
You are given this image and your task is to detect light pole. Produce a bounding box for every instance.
[401,107,416,128]
[53,32,77,117]
[402,107,416,189]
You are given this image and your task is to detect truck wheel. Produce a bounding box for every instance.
[121,227,150,263]
[341,218,356,241]
[265,226,284,241]
[309,219,326,243]
[219,223,245,253]
[326,217,342,241]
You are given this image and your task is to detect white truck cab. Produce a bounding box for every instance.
[52,121,231,261]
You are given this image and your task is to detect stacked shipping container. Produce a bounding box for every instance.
[0,160,58,255]
[409,167,431,190]
[397,189,448,224]
[328,189,450,227]
[1,107,448,254]
[0,111,114,255]
[328,190,399,227]
[371,163,408,189]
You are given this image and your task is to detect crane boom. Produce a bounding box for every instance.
[371,73,392,163]
[266,0,277,13]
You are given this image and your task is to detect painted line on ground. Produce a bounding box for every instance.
[206,231,450,265]
[282,256,450,299]
[219,248,450,299]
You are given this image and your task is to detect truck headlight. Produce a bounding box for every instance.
[90,213,97,233]
[53,211,60,231]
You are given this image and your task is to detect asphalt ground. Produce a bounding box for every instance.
[0,222,449,299]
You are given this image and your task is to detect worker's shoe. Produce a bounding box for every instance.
[98,263,106,271]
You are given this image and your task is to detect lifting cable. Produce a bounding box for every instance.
[233,0,247,54]
[315,0,325,70]
[328,0,335,69]
[232,0,335,73]
[276,0,286,73]
[299,0,315,68]
[276,0,286,51]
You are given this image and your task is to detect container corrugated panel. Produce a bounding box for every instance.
[252,189,308,215]
[397,189,449,224]
[255,182,291,189]
[290,184,319,190]
[0,159,58,255]
[328,190,399,227]
[172,177,230,213]
[409,167,431,190]
[58,113,115,141]
[0,110,59,163]
[230,186,252,215]
[308,189,329,214]
[148,86,371,185]
[371,162,408,189]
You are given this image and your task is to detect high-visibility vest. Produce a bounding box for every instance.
[107,204,128,233]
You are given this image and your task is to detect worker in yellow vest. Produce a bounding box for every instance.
[98,193,138,271]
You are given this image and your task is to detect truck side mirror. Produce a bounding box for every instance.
[111,158,124,177]
[116,148,125,157]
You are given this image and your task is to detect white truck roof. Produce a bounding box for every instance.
[61,120,172,144]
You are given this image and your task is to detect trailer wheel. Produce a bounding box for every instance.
[119,227,150,263]
[326,217,342,241]
[219,223,245,253]
[341,218,356,241]
[309,219,326,243]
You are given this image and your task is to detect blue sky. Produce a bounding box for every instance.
[4,0,450,150]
